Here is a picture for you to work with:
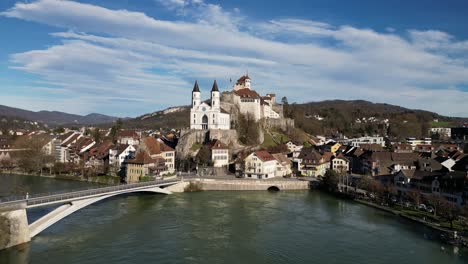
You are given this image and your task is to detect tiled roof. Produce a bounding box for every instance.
[210,139,228,149]
[272,153,291,165]
[254,150,276,162]
[126,151,155,164]
[143,137,174,156]
[234,88,260,99]
[57,131,74,141]
[236,75,250,85]
[118,130,139,139]
[61,133,81,147]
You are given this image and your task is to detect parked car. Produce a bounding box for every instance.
[426,206,434,214]
[418,204,427,211]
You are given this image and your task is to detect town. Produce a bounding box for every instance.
[1,74,468,245]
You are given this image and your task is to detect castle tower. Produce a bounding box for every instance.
[192,80,201,107]
[211,80,220,109]
[233,74,251,91]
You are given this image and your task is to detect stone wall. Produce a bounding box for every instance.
[196,179,309,191]
[0,203,30,251]
[263,118,295,131]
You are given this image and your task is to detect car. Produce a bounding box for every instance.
[418,204,427,211]
[426,206,434,213]
[390,196,397,203]
[404,202,412,208]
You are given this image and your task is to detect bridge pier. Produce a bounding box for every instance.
[0,202,30,251]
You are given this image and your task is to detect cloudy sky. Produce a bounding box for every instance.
[1,0,468,117]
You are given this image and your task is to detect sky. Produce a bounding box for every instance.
[0,0,468,117]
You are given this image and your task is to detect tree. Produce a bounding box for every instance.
[322,170,339,192]
[54,127,65,134]
[237,113,260,145]
[427,193,445,216]
[281,96,289,105]
[92,128,101,143]
[406,189,422,206]
[440,201,461,230]
[195,145,212,166]
[109,119,124,143]
[13,136,49,174]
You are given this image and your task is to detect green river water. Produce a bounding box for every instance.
[0,174,466,264]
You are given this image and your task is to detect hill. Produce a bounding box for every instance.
[120,100,467,139]
[0,105,120,126]
[285,100,468,139]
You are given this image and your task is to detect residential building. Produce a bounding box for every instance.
[429,127,451,138]
[139,137,176,175]
[298,148,332,177]
[392,143,413,153]
[125,151,166,183]
[272,153,292,177]
[243,150,277,179]
[340,136,385,147]
[331,154,350,173]
[209,140,229,167]
[109,144,136,170]
[406,138,432,148]
[117,130,140,145]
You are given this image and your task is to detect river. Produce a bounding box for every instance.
[0,174,466,264]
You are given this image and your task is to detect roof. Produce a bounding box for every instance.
[236,75,250,85]
[272,153,291,165]
[61,133,81,147]
[210,139,228,150]
[112,144,132,156]
[334,153,350,162]
[192,80,200,92]
[360,144,384,152]
[126,151,156,165]
[254,150,276,162]
[143,137,174,156]
[211,80,219,92]
[299,147,327,164]
[88,140,113,159]
[234,88,260,99]
[57,131,74,141]
[117,130,139,139]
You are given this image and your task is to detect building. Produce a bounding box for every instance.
[116,130,140,145]
[125,151,166,183]
[429,127,451,138]
[392,143,413,153]
[139,137,176,175]
[298,148,332,177]
[272,153,292,177]
[406,138,432,148]
[232,75,280,121]
[190,80,230,130]
[451,126,468,141]
[331,154,350,173]
[54,132,82,163]
[243,151,277,179]
[109,144,136,170]
[209,140,229,167]
[340,136,385,147]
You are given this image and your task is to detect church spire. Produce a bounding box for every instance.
[211,80,219,92]
[192,80,200,92]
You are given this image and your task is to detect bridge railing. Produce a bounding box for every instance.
[0,179,180,207]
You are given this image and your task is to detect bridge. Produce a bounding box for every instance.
[0,179,181,250]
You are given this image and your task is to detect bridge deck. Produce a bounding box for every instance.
[0,179,180,208]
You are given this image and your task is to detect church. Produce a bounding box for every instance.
[190,80,231,130]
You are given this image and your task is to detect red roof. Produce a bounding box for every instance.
[143,137,174,155]
[236,75,250,85]
[254,150,276,162]
[234,88,260,99]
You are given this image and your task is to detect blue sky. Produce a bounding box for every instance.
[1,0,468,117]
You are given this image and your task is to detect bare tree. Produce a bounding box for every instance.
[406,189,422,206]
[427,193,445,216]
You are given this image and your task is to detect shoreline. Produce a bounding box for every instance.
[353,198,468,248]
[0,170,120,185]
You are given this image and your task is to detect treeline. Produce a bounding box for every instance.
[283,100,444,139]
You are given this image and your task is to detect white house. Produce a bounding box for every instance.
[243,151,277,179]
[429,127,451,138]
[190,80,230,130]
[331,154,350,173]
[340,136,385,147]
[210,140,229,167]
[272,153,292,177]
[109,144,136,169]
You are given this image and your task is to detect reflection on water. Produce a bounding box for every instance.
[0,174,467,264]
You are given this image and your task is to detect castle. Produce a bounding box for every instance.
[190,80,231,130]
[232,75,280,121]
[189,75,280,131]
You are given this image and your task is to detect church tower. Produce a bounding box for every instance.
[211,80,220,109]
[192,80,201,107]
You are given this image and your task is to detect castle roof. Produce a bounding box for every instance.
[234,88,260,99]
[211,80,219,92]
[192,80,200,92]
[236,75,250,85]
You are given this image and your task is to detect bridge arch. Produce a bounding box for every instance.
[267,186,280,192]
[29,186,170,238]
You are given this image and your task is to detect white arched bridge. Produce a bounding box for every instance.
[0,179,181,249]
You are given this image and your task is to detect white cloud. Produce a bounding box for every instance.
[1,0,468,117]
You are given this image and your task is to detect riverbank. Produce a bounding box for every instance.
[354,199,468,247]
[1,170,120,185]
